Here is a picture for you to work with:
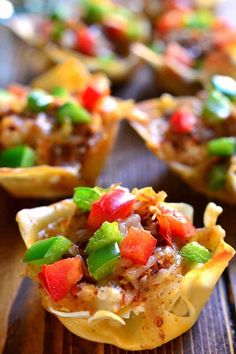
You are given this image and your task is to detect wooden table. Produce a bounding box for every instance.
[0,9,236,353]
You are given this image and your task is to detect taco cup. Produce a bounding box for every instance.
[17,185,235,350]
[0,59,130,198]
[132,6,236,95]
[8,0,150,84]
[129,76,236,204]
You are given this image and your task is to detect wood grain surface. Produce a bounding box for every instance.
[0,7,236,353]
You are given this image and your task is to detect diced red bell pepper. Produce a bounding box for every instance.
[104,21,125,41]
[7,84,27,98]
[156,9,185,33]
[81,85,104,112]
[75,28,95,56]
[165,43,193,67]
[170,109,197,134]
[157,206,196,245]
[39,257,83,302]
[120,227,157,265]
[88,189,135,230]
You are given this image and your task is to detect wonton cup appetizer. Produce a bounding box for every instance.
[17,185,234,350]
[0,59,129,198]
[8,0,150,83]
[132,7,236,95]
[130,75,236,204]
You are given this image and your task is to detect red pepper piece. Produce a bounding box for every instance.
[156,9,185,33]
[39,257,82,302]
[120,227,157,265]
[104,21,125,41]
[81,85,103,111]
[157,206,196,245]
[7,84,27,98]
[88,189,135,230]
[170,109,197,134]
[75,28,95,56]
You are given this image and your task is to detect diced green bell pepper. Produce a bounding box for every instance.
[82,0,111,22]
[86,221,123,255]
[57,102,91,124]
[51,86,68,98]
[202,90,232,123]
[181,241,211,263]
[73,186,105,212]
[23,236,72,266]
[52,21,65,41]
[126,21,141,40]
[27,90,52,112]
[211,75,236,101]
[207,137,236,156]
[184,10,213,29]
[0,145,36,168]
[87,242,120,280]
[207,164,227,191]
[50,4,70,21]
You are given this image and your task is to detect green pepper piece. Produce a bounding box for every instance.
[23,236,72,266]
[211,75,236,101]
[86,221,123,255]
[202,90,232,124]
[126,21,141,40]
[73,186,105,212]
[57,102,91,124]
[0,145,36,168]
[52,21,65,41]
[87,242,120,280]
[51,86,68,98]
[207,164,227,191]
[181,241,211,263]
[27,90,52,112]
[185,10,213,29]
[50,4,70,21]
[207,137,236,156]
[82,0,111,22]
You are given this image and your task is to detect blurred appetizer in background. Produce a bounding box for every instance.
[7,0,150,83]
[132,6,236,95]
[0,59,131,198]
[17,184,234,350]
[130,75,236,204]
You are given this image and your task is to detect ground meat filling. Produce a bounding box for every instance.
[147,96,236,167]
[0,100,101,168]
[39,193,185,315]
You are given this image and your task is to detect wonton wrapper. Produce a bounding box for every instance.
[0,59,123,198]
[8,14,141,84]
[17,195,235,350]
[130,98,236,205]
